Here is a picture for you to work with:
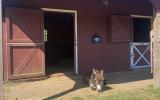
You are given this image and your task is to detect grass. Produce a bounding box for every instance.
[71,85,160,100]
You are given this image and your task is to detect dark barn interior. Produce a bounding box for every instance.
[44,12,74,74]
[133,18,151,42]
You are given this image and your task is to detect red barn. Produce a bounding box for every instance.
[0,0,160,81]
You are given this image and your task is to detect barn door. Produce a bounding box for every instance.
[130,43,151,69]
[5,7,45,80]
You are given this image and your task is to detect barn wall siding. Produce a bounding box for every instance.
[150,0,160,10]
[3,0,153,75]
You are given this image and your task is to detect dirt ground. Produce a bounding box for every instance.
[4,68,153,100]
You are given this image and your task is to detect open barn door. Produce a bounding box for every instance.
[5,7,45,80]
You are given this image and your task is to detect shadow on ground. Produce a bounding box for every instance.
[43,68,152,100]
[43,72,112,100]
[43,73,86,100]
[106,68,153,84]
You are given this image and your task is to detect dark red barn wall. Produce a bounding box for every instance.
[3,0,153,74]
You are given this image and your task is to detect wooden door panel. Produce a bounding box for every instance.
[5,7,45,80]
[6,7,43,43]
[110,15,132,42]
[9,45,44,75]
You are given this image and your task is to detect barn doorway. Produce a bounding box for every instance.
[44,10,76,75]
[130,16,152,69]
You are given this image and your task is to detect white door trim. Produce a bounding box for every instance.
[131,15,152,19]
[42,8,78,74]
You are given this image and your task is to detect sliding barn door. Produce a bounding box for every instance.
[5,7,45,80]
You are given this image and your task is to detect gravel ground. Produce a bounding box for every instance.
[4,68,153,100]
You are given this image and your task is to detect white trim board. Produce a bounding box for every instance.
[131,15,152,19]
[42,8,77,13]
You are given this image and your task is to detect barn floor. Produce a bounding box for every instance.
[46,59,74,75]
[4,68,153,100]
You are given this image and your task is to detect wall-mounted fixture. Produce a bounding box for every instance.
[102,0,109,7]
[92,33,102,44]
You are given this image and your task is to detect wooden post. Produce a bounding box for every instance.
[0,0,3,99]
[152,10,160,88]
[149,0,160,89]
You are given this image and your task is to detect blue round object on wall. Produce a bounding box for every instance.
[92,34,101,44]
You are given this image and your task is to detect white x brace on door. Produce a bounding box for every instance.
[130,42,151,69]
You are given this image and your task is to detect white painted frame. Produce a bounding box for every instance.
[131,15,152,19]
[42,8,78,74]
[130,42,151,69]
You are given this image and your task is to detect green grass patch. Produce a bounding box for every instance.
[72,85,160,100]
